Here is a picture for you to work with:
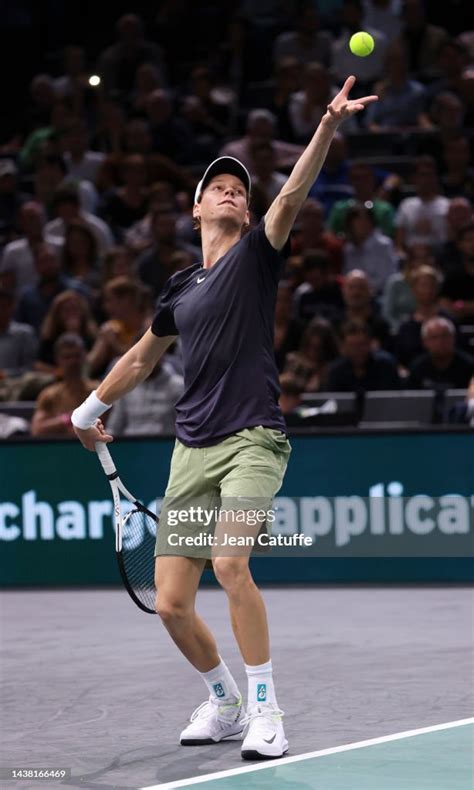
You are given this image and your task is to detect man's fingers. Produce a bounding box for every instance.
[358,95,379,105]
[341,75,356,96]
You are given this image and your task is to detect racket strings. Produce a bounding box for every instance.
[120,509,157,613]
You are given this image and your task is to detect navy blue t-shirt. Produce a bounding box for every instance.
[151,219,290,447]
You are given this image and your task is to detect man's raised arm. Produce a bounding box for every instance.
[264,76,378,250]
[72,329,177,450]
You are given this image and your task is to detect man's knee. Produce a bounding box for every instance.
[212,556,252,593]
[155,594,193,625]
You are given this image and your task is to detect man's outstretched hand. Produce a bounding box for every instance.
[326,75,378,126]
[73,418,113,451]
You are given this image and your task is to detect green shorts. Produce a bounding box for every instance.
[155,425,292,566]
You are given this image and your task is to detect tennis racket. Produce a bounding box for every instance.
[95,442,157,614]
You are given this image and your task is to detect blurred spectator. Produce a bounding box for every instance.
[137,209,200,299]
[34,154,98,217]
[328,161,395,238]
[180,65,232,157]
[332,0,388,91]
[36,290,97,372]
[107,358,184,437]
[339,269,391,349]
[262,56,302,143]
[45,183,113,255]
[131,62,165,113]
[124,181,177,254]
[395,156,449,251]
[62,221,101,294]
[90,99,126,154]
[382,243,434,331]
[458,68,474,128]
[326,320,399,392]
[97,13,165,97]
[342,204,398,295]
[288,63,339,144]
[100,154,149,241]
[87,277,149,377]
[293,250,344,324]
[282,317,340,392]
[14,244,87,331]
[145,89,193,164]
[446,376,474,426]
[278,374,303,417]
[0,289,38,377]
[249,141,288,217]
[426,38,470,101]
[0,201,62,296]
[437,199,474,275]
[394,265,449,367]
[19,98,74,173]
[0,160,29,245]
[31,333,98,438]
[54,46,91,104]
[292,198,343,274]
[308,132,352,216]
[366,42,426,130]
[273,2,332,66]
[363,0,402,42]
[63,120,105,184]
[102,247,136,284]
[440,137,474,203]
[397,0,448,83]
[419,92,466,170]
[220,108,303,175]
[408,317,474,390]
[274,281,304,372]
[25,74,56,134]
[440,223,474,327]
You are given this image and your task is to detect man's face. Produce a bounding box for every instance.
[459,230,474,261]
[343,331,371,366]
[20,204,43,238]
[35,249,60,280]
[415,166,438,194]
[423,325,455,359]
[56,344,84,376]
[152,213,176,244]
[447,200,472,233]
[343,274,371,309]
[57,201,79,224]
[195,175,249,231]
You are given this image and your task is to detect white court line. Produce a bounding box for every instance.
[140,717,474,789]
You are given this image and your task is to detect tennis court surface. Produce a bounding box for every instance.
[1,587,473,789]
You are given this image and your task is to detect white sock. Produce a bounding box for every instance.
[244,658,277,706]
[199,656,241,703]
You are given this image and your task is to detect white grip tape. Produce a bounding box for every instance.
[95,442,116,476]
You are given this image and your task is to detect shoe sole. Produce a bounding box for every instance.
[241,744,289,761]
[181,726,244,746]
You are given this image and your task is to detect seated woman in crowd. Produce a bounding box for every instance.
[62,220,101,297]
[35,289,97,373]
[382,243,435,332]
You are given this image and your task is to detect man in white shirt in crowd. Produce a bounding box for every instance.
[45,183,114,256]
[343,203,398,295]
[395,155,449,251]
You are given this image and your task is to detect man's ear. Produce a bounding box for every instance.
[192,203,201,221]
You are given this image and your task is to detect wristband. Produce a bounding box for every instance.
[71,390,111,430]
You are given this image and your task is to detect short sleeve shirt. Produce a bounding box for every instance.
[151,220,290,446]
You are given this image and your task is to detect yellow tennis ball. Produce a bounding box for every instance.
[349,31,375,57]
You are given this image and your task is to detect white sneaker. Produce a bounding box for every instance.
[180,694,245,745]
[241,703,288,760]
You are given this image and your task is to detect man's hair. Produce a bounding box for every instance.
[104,276,143,304]
[36,153,68,175]
[421,316,456,339]
[345,203,375,231]
[54,332,85,357]
[51,183,80,209]
[409,264,443,286]
[414,155,437,172]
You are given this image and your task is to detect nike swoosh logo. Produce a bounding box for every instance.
[196,276,206,283]
[263,734,276,744]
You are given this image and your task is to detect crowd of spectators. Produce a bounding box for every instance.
[0,1,473,437]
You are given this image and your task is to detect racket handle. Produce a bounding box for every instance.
[95,442,116,476]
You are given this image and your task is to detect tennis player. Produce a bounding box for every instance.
[73,76,377,760]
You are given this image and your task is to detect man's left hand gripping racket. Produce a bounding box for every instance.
[95,442,157,614]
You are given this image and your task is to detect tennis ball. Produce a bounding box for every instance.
[349,31,375,57]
